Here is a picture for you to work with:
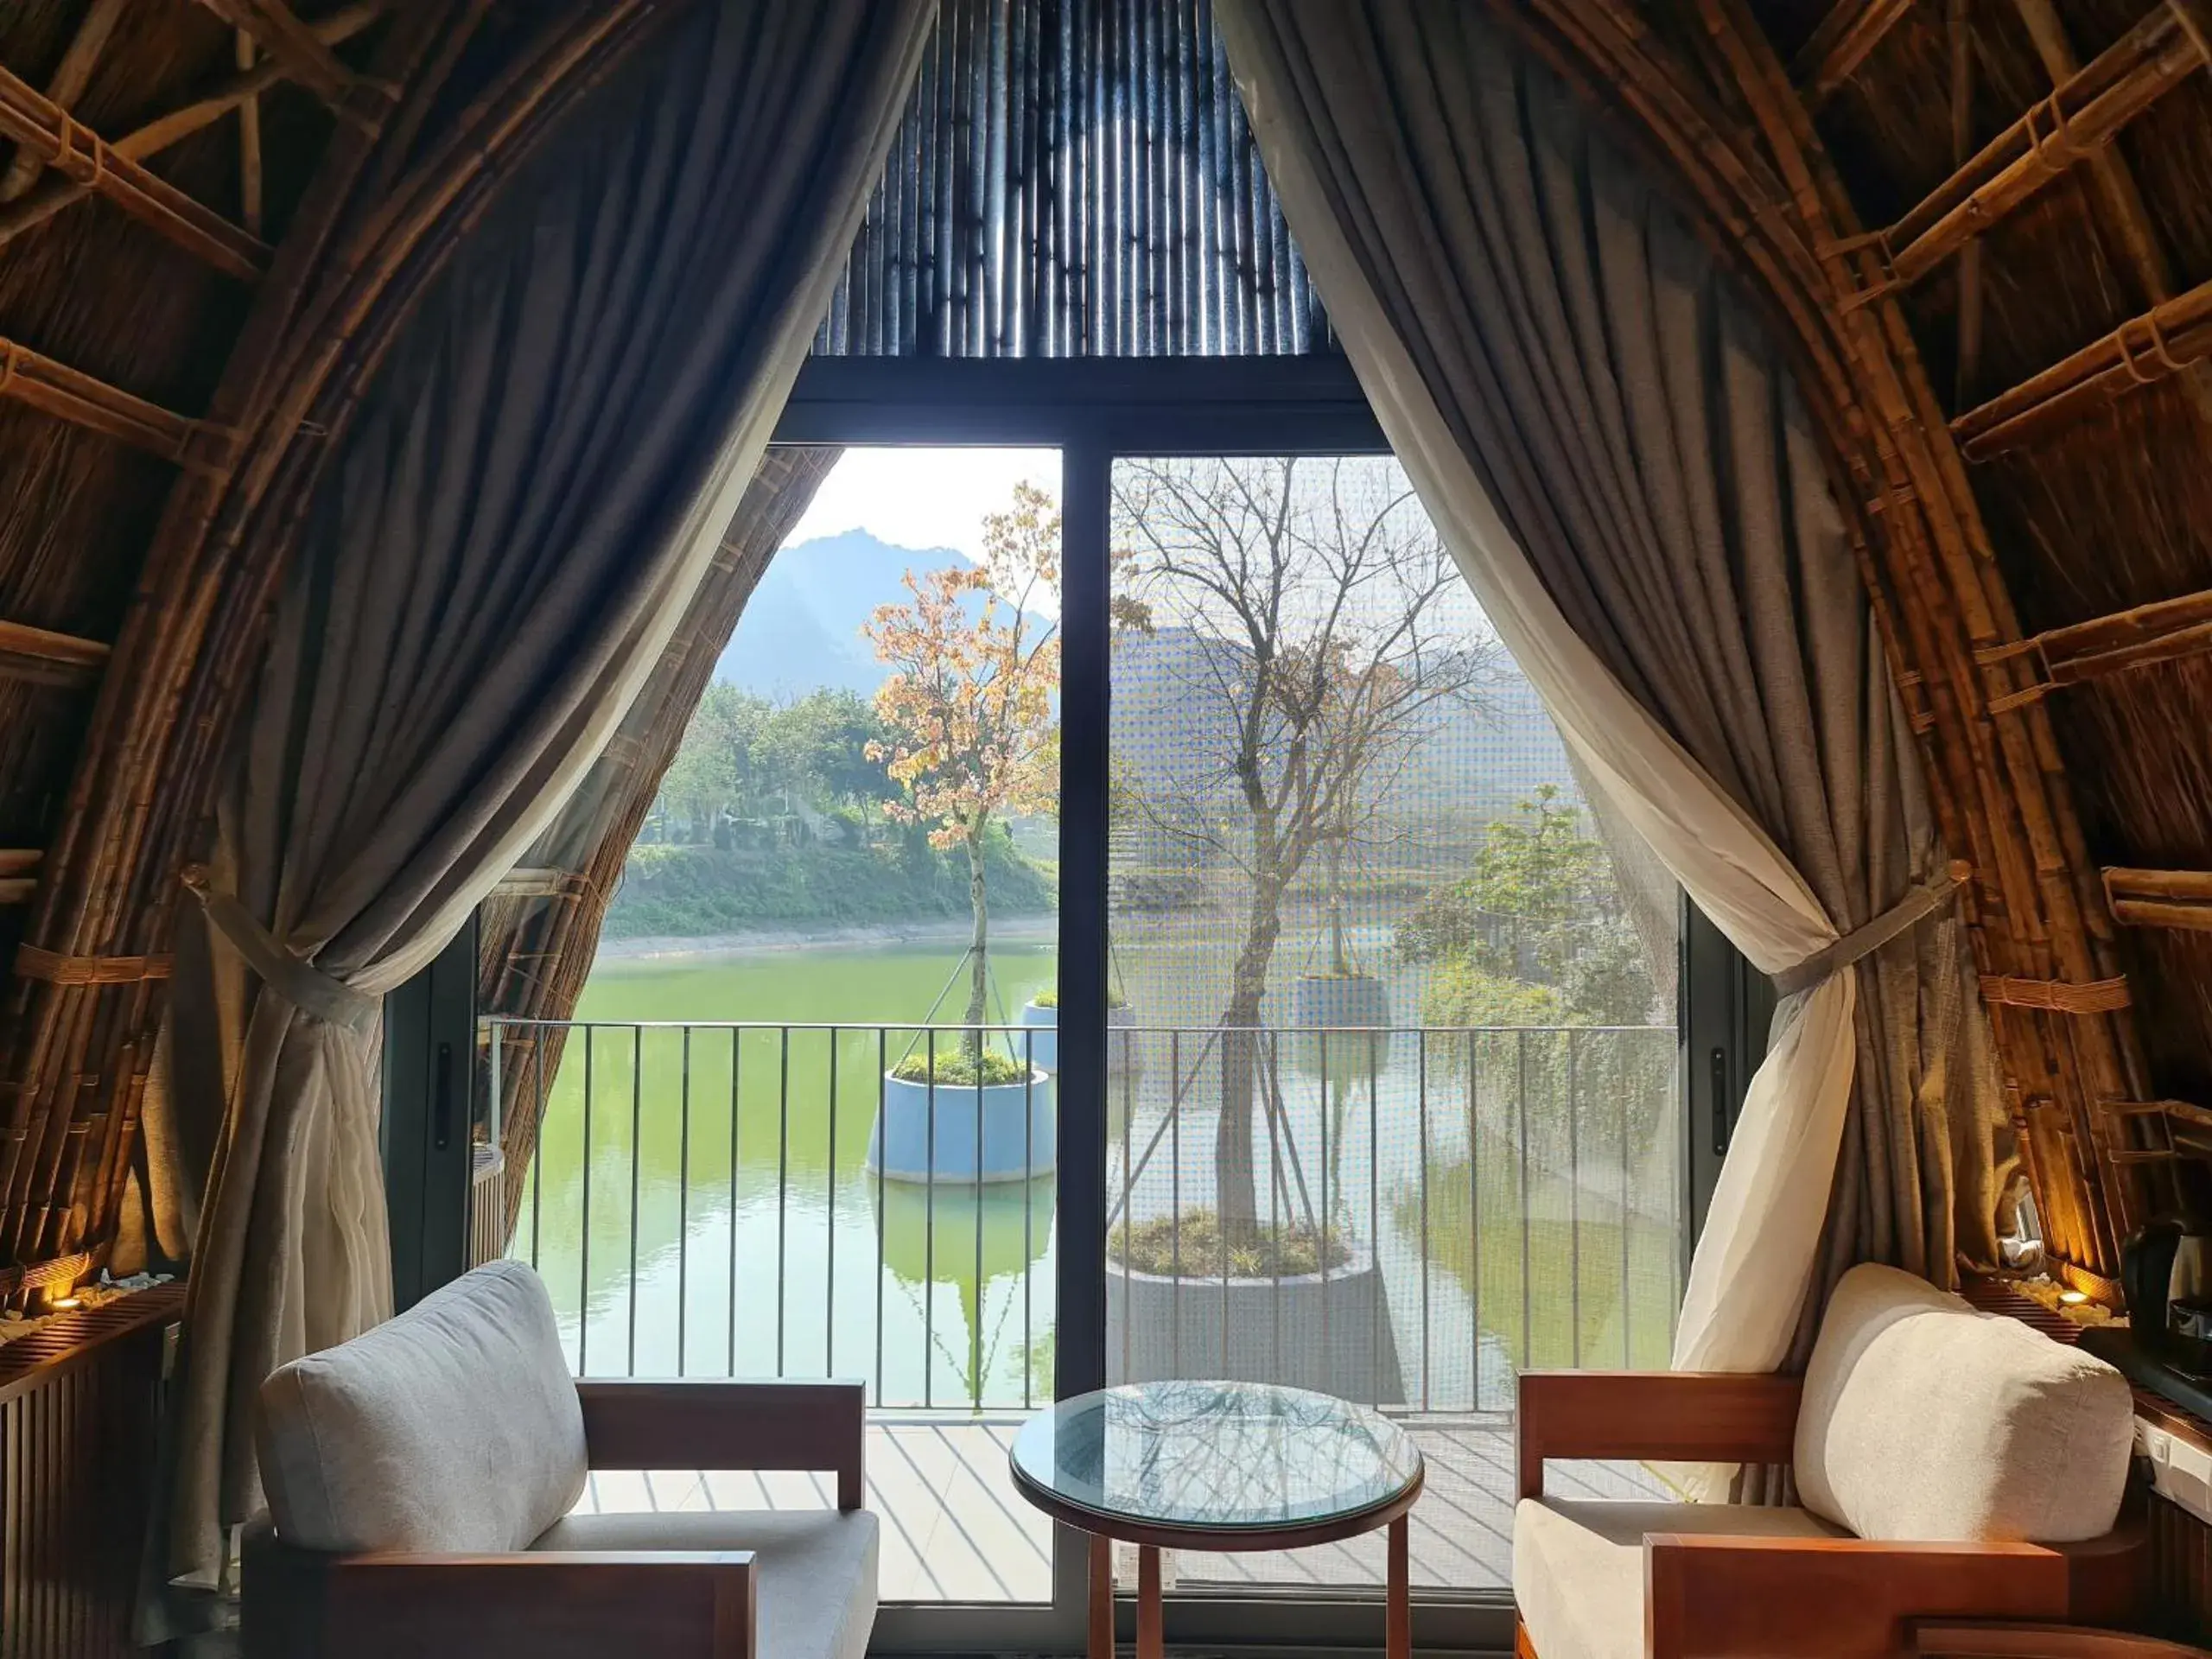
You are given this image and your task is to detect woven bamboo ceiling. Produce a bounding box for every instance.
[0,0,2207,1304]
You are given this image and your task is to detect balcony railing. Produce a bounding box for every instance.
[480,1017,1682,1414]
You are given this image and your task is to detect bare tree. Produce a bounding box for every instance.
[1112,456,1499,1238]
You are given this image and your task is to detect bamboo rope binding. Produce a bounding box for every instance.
[11,944,173,985]
[1980,974,2133,1013]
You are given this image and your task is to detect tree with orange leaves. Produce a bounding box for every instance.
[865,481,1061,1057]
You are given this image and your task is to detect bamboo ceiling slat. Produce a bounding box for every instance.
[0,3,385,254]
[0,335,210,461]
[0,62,269,280]
[1879,5,2204,291]
[1794,0,1913,105]
[1954,274,2212,459]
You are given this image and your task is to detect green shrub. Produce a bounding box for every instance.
[887,1049,1033,1086]
[1108,1210,1351,1278]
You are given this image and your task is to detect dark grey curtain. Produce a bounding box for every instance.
[1216,1,2006,1376]
[164,0,931,1596]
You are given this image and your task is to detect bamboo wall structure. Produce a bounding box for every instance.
[815,0,1329,357]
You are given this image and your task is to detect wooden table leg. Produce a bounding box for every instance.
[1090,1534,1114,1659]
[1387,1516,1411,1659]
[1136,1544,1163,1659]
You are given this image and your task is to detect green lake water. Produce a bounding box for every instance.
[505,934,1684,1410]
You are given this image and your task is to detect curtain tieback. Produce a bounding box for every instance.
[183,874,380,1034]
[1772,866,1966,1000]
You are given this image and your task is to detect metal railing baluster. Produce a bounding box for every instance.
[477,1016,1680,1414]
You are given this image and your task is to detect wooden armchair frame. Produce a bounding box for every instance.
[243,1377,868,1659]
[1515,1372,2144,1659]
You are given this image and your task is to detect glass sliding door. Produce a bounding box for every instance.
[1103,454,1686,1599]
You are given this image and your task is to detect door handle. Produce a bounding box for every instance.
[1710,1046,1731,1158]
[434,1039,454,1152]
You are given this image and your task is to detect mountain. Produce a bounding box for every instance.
[716,529,971,697]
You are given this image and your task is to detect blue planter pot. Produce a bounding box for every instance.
[1019,1001,1059,1072]
[868,1068,1057,1184]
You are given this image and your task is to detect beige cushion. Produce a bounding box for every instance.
[1795,1262,2133,1542]
[1513,1497,1843,1659]
[533,1509,878,1659]
[256,1260,587,1554]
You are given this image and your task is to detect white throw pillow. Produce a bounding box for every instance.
[256,1259,587,1554]
[1794,1262,2132,1542]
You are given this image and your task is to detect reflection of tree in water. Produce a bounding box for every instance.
[874,1174,1052,1406]
[1045,1382,1417,1528]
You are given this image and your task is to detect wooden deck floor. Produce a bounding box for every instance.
[571,1414,1667,1604]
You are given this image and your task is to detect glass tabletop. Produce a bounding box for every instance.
[1008,1381,1423,1537]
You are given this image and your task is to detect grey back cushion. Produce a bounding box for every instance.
[257,1259,588,1554]
[1794,1262,2133,1542]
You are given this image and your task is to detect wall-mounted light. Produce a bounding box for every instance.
[48,1295,80,1310]
[2057,1289,2089,1306]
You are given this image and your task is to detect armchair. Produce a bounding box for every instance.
[242,1262,875,1659]
[1513,1266,2144,1659]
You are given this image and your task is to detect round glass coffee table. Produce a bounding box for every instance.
[1009,1380,1425,1659]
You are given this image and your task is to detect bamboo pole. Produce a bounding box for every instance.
[0,0,125,203]
[237,31,264,238]
[2011,0,2212,429]
[0,4,649,1283]
[1954,273,2212,456]
[0,62,269,279]
[0,3,385,252]
[1795,0,1914,105]
[0,620,108,690]
[1948,0,1980,409]
[194,0,364,109]
[0,335,209,461]
[1883,4,2202,290]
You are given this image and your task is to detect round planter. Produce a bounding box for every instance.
[1103,1239,1404,1403]
[1016,1001,1140,1078]
[1292,972,1390,1029]
[868,1067,1057,1183]
[1019,1000,1059,1072]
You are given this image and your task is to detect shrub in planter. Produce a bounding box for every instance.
[1104,1209,1404,1402]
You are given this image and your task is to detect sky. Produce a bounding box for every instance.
[783,446,1061,565]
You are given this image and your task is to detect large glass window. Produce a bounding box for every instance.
[1103,454,1683,1594]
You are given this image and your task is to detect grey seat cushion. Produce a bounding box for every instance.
[532,1509,879,1659]
[1795,1262,2133,1541]
[256,1260,587,1554]
[1513,1497,1844,1659]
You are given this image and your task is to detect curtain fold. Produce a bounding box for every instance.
[1215,0,2002,1417]
[476,445,842,1250]
[164,1,930,1593]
